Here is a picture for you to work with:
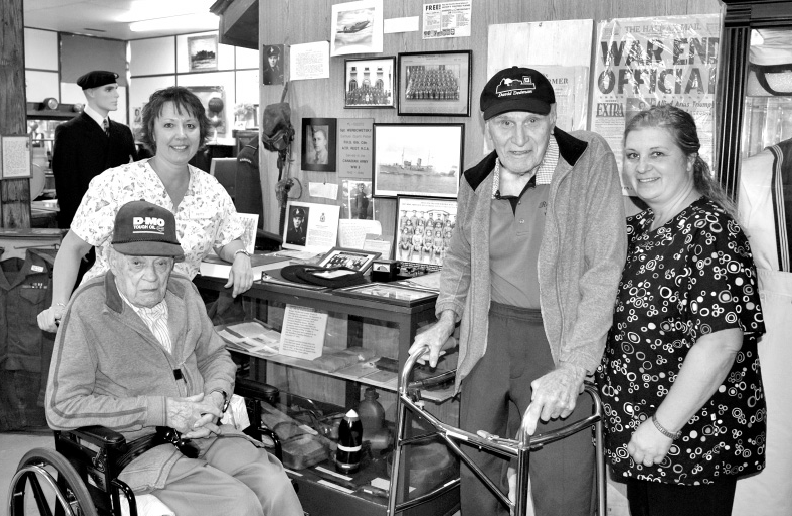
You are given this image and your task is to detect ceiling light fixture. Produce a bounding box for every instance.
[129,12,219,32]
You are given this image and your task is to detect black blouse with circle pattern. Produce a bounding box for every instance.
[596,197,766,485]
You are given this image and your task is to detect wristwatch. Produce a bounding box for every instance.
[212,390,231,414]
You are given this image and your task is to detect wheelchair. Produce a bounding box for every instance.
[388,347,607,516]
[7,378,284,516]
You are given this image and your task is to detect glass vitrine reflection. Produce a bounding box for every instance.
[740,28,792,158]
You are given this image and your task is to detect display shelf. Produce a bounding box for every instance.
[195,275,460,515]
[225,346,456,403]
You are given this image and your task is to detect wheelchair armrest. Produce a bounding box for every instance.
[235,377,280,405]
[57,425,127,448]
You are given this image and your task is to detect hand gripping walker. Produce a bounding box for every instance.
[387,346,607,516]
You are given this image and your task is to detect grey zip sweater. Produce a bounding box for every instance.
[46,271,236,490]
[436,128,627,389]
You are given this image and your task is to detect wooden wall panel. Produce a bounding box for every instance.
[1,0,31,228]
[259,0,722,236]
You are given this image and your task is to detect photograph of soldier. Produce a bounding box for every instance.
[262,44,284,85]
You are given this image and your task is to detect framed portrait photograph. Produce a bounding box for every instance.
[188,35,218,72]
[302,118,337,172]
[344,57,396,109]
[341,179,374,219]
[318,247,381,272]
[334,283,437,306]
[397,50,472,117]
[262,43,285,85]
[395,195,457,269]
[372,123,464,198]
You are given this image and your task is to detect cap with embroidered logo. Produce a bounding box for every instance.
[480,67,556,120]
[77,71,119,90]
[111,201,184,258]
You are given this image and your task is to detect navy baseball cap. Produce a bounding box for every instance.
[77,71,119,90]
[111,201,184,258]
[480,67,556,120]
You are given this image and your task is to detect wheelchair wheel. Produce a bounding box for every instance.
[9,447,98,516]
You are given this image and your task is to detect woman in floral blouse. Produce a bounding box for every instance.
[596,105,766,516]
[38,87,253,332]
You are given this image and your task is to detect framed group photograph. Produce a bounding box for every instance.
[395,195,457,268]
[301,118,337,172]
[397,50,472,117]
[344,57,396,109]
[334,283,437,306]
[187,35,218,72]
[372,123,464,198]
[318,247,381,272]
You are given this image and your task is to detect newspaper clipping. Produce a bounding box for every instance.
[592,14,721,194]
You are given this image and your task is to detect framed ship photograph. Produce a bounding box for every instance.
[397,49,472,116]
[394,195,457,269]
[372,123,464,198]
[344,57,396,109]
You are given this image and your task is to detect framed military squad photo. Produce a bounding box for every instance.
[344,57,396,109]
[397,50,472,116]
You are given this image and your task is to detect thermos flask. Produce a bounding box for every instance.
[335,409,363,474]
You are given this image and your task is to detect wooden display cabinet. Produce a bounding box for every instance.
[194,276,460,516]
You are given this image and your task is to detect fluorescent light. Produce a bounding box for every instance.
[119,0,215,22]
[129,13,218,32]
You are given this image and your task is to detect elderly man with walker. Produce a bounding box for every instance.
[410,67,626,515]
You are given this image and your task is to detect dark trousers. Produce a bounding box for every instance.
[627,477,737,516]
[459,302,596,516]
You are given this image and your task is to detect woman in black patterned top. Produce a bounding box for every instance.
[596,105,766,516]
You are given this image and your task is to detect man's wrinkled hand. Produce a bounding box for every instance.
[408,315,455,368]
[165,393,223,434]
[518,364,586,437]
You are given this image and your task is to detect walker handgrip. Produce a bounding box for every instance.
[520,384,603,449]
[401,346,430,389]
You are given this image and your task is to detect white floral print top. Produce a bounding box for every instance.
[71,159,244,282]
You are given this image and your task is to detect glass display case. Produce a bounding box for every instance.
[193,276,460,516]
[716,0,792,193]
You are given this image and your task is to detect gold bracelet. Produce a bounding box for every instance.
[652,414,681,440]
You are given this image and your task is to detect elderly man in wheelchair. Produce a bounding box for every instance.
[14,201,302,516]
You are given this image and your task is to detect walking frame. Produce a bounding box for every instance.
[388,346,607,516]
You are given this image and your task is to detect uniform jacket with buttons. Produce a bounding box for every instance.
[0,248,56,372]
[52,112,137,228]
